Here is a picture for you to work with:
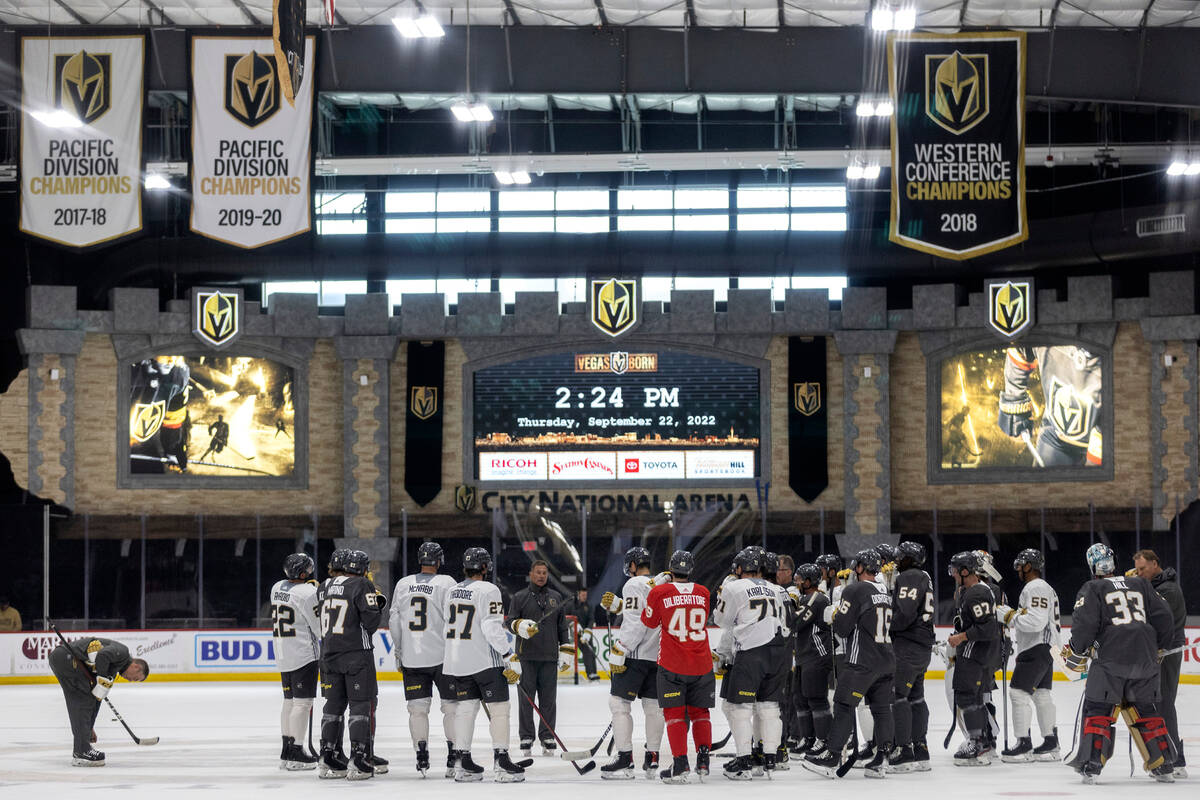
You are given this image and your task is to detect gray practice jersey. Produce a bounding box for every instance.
[1069,574,1172,679]
[389,572,458,669]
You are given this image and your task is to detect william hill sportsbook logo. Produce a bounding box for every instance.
[224,51,280,127]
[54,50,111,124]
[925,51,989,135]
[590,278,638,337]
[192,288,243,348]
[985,278,1034,340]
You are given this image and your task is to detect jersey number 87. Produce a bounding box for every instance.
[666,607,706,642]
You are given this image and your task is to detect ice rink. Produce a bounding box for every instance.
[0,678,1195,798]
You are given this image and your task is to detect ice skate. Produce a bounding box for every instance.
[454,751,485,782]
[71,748,105,767]
[494,748,527,782]
[660,754,691,784]
[600,750,635,780]
[1001,736,1034,763]
[347,743,374,780]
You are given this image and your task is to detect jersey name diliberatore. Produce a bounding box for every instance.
[713,577,779,652]
[389,572,458,669]
[442,578,513,677]
[618,574,659,661]
[270,579,321,671]
[1012,577,1062,654]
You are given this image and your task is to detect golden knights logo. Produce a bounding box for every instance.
[1046,376,1095,446]
[610,352,628,375]
[54,50,111,125]
[793,382,822,417]
[985,278,1034,340]
[130,400,166,442]
[410,386,438,420]
[455,484,477,513]
[925,51,989,135]
[192,288,243,349]
[590,278,638,337]
[224,51,280,127]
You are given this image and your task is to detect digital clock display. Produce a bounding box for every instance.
[472,349,761,482]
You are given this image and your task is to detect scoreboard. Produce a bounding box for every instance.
[471,348,761,482]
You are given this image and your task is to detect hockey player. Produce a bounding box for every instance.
[995,548,1061,763]
[946,551,1001,766]
[317,549,386,780]
[389,541,459,776]
[788,563,832,760]
[442,547,530,783]
[763,552,794,771]
[888,541,935,773]
[598,546,665,780]
[803,549,895,779]
[48,637,149,766]
[615,550,715,784]
[1064,543,1176,783]
[271,552,322,770]
[997,345,1102,467]
[713,547,786,779]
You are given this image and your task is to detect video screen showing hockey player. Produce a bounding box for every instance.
[128,355,295,477]
[938,344,1103,471]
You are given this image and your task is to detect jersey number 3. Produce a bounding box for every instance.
[666,607,707,643]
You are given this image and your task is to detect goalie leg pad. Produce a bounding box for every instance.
[1068,709,1116,773]
[1120,705,1176,772]
[609,695,635,752]
[408,696,432,744]
[641,697,665,752]
[1010,688,1034,739]
[487,700,511,751]
[724,700,755,756]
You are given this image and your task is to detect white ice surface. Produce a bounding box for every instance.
[0,678,1196,797]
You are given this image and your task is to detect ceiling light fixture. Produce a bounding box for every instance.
[392,15,445,39]
[30,109,83,128]
[144,174,171,190]
[1187,162,1200,176]
[871,5,916,32]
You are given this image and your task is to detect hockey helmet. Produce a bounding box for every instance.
[897,541,926,568]
[342,549,370,576]
[974,549,1003,582]
[762,551,780,575]
[815,553,842,573]
[328,548,351,573]
[463,547,493,574]
[948,550,980,577]
[1013,548,1045,574]
[623,546,652,575]
[417,541,444,567]
[732,547,764,574]
[283,552,315,581]
[796,563,820,588]
[852,548,883,574]
[874,543,899,565]
[668,549,695,578]
[1085,543,1115,577]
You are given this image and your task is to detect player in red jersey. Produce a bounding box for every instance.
[612,550,715,783]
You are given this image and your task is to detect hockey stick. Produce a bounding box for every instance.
[49,624,159,746]
[516,684,596,774]
[1001,636,1010,753]
[559,721,613,760]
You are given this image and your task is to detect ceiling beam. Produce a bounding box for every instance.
[143,0,174,26]
[685,0,697,28]
[229,0,262,25]
[503,0,522,25]
[595,0,609,26]
[53,0,89,25]
[777,0,785,29]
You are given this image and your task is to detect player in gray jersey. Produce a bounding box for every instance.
[946,551,1001,766]
[887,541,935,773]
[788,563,832,759]
[995,548,1061,763]
[270,552,322,770]
[389,541,459,776]
[48,636,149,766]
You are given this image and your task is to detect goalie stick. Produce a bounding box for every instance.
[49,623,159,746]
[517,684,596,774]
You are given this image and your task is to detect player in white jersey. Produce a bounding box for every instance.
[996,548,1062,762]
[713,547,787,779]
[598,546,666,779]
[389,541,460,776]
[442,547,530,783]
[270,552,322,771]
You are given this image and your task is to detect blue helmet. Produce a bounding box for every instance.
[1086,543,1115,577]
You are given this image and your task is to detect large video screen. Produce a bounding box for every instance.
[128,355,295,477]
[473,349,761,482]
[938,344,1103,472]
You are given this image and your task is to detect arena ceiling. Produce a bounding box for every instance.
[3,0,1200,28]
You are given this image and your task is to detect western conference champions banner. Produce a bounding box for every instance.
[888,31,1027,260]
[190,36,314,248]
[19,35,144,247]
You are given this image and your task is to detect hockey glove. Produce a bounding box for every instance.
[92,676,113,700]
[647,571,672,587]
[996,604,1022,626]
[1061,645,1089,673]
[836,568,851,582]
[502,653,523,684]
[609,641,628,674]
[712,651,731,677]
[512,619,540,639]
[1125,568,1138,578]
[558,644,576,656]
[997,391,1034,438]
[600,591,624,615]
[785,585,803,607]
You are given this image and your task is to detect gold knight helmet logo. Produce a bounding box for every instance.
[194,290,240,347]
[794,382,821,417]
[224,51,280,127]
[130,400,166,443]
[54,50,111,125]
[411,386,438,420]
[455,484,477,513]
[987,280,1032,339]
[925,50,989,135]
[591,278,638,337]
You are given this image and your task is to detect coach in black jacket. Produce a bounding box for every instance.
[506,560,572,754]
[1135,549,1188,774]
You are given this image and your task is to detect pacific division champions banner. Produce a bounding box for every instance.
[888,31,1026,260]
[190,36,314,248]
[20,35,144,247]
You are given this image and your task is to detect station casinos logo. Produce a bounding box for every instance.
[224,51,280,127]
[793,382,821,417]
[54,50,111,124]
[194,290,240,347]
[590,278,638,337]
[987,280,1031,339]
[925,50,989,135]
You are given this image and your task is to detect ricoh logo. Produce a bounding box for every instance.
[492,458,537,468]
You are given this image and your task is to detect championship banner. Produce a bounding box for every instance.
[405,341,446,506]
[788,337,827,502]
[19,35,144,247]
[190,35,314,248]
[888,31,1027,260]
[272,0,306,106]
